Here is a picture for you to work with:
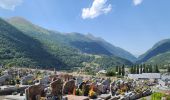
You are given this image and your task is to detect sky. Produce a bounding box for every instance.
[0,0,170,56]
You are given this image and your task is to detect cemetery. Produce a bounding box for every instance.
[0,67,169,100]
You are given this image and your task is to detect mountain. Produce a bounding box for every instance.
[138,39,170,64]
[7,17,136,62]
[0,17,133,69]
[146,51,170,65]
[0,18,65,68]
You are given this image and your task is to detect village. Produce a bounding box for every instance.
[0,66,169,100]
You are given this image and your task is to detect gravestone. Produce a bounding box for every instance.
[63,80,75,95]
[76,77,83,86]
[40,76,49,85]
[25,84,45,100]
[97,83,107,94]
[50,78,63,100]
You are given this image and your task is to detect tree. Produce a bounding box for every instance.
[168,66,170,73]
[130,66,133,74]
[140,65,143,74]
[122,65,125,76]
[130,65,136,74]
[148,64,153,73]
[106,70,116,76]
[118,66,122,75]
[143,64,146,73]
[146,65,149,73]
[116,66,119,73]
[136,65,139,74]
[155,65,160,73]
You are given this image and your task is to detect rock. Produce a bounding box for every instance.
[63,80,75,95]
[99,94,111,100]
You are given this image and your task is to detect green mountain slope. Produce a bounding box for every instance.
[146,51,170,64]
[7,17,136,62]
[138,39,170,64]
[0,17,132,69]
[0,18,65,67]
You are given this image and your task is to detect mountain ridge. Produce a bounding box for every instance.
[138,39,170,64]
[0,17,133,69]
[7,16,136,62]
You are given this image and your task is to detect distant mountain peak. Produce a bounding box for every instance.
[7,16,31,24]
[85,33,105,42]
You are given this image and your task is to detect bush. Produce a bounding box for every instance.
[106,70,115,76]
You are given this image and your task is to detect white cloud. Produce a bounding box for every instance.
[133,0,143,6]
[82,0,112,19]
[0,0,23,10]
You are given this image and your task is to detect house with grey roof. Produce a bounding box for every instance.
[128,73,161,80]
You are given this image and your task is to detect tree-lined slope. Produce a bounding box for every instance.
[138,39,170,64]
[0,17,133,69]
[7,17,136,62]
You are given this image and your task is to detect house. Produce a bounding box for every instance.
[128,73,161,80]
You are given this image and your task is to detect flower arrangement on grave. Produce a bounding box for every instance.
[88,85,97,99]
[121,85,128,93]
[82,84,90,96]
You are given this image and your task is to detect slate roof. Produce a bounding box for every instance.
[128,73,161,79]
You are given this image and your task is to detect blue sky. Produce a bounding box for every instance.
[0,0,170,56]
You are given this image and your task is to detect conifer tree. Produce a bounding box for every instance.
[122,65,125,76]
[118,66,122,75]
[143,64,146,73]
[137,65,139,74]
[168,66,170,73]
[149,64,153,73]
[116,66,119,73]
[140,65,143,74]
[130,66,134,74]
[155,64,160,73]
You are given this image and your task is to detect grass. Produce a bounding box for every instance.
[151,92,165,100]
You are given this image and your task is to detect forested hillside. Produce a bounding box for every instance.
[7,17,136,62]
[0,17,133,69]
[138,39,170,64]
